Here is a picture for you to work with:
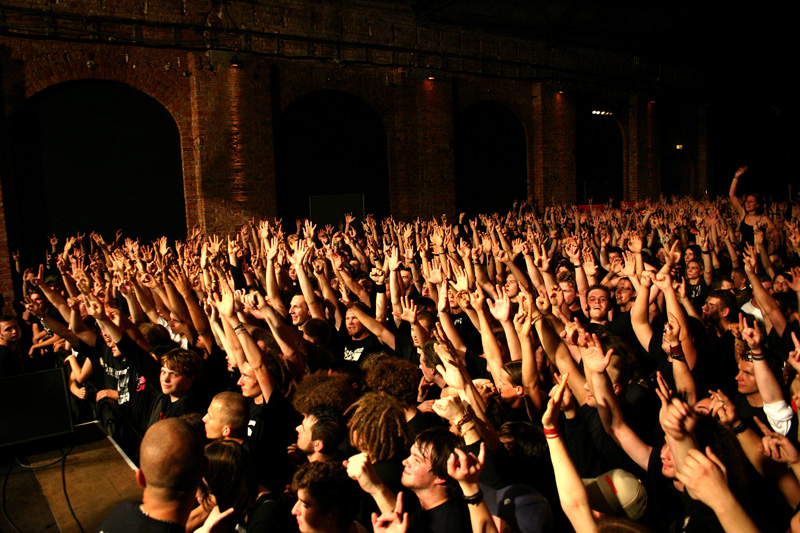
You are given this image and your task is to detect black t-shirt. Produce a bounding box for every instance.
[246,392,301,491]
[450,312,482,356]
[686,277,710,314]
[408,409,436,436]
[404,492,471,533]
[342,333,386,363]
[705,329,739,399]
[565,404,642,478]
[246,492,298,533]
[394,321,419,363]
[114,335,160,433]
[96,501,185,533]
[356,457,405,527]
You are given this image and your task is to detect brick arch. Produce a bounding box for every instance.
[456,80,534,138]
[15,46,208,231]
[454,80,537,200]
[274,86,391,219]
[277,69,393,136]
[454,100,529,215]
[22,47,190,135]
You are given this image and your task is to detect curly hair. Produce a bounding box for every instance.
[364,357,420,407]
[346,392,412,461]
[292,370,357,415]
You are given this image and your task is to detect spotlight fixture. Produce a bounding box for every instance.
[591,109,613,116]
[230,55,241,68]
[426,70,436,80]
[676,144,683,150]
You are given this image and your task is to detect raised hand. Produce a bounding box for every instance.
[303,219,317,240]
[345,452,383,495]
[755,418,799,464]
[392,295,418,323]
[675,447,730,505]
[447,444,486,486]
[371,492,409,533]
[659,396,696,441]
[542,374,569,430]
[432,395,466,422]
[487,285,512,323]
[708,389,739,427]
[450,264,469,292]
[212,278,236,319]
[661,312,681,353]
[739,314,762,352]
[469,285,486,312]
[582,333,612,374]
[628,231,643,253]
[433,341,467,390]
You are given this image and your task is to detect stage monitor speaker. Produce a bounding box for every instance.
[0,368,74,448]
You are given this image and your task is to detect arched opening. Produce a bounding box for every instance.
[455,101,527,216]
[5,79,184,263]
[576,105,623,205]
[663,147,694,197]
[275,90,389,224]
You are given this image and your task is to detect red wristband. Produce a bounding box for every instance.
[543,427,559,438]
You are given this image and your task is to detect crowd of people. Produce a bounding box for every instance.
[2,166,800,532]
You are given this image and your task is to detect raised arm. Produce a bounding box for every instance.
[447,445,499,533]
[220,289,276,402]
[587,335,653,471]
[291,240,326,320]
[743,244,787,336]
[341,291,395,351]
[514,293,544,413]
[263,235,288,319]
[675,448,759,533]
[728,166,747,220]
[169,266,213,355]
[542,377,597,533]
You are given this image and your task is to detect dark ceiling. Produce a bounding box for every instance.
[399,1,794,191]
[405,1,787,105]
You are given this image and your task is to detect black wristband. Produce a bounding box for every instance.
[463,489,484,505]
[374,284,386,294]
[730,422,747,435]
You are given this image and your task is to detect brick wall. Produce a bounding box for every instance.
[0,0,702,308]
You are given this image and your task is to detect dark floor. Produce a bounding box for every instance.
[0,422,141,533]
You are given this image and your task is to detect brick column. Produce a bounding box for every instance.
[532,83,576,205]
[187,51,276,234]
[389,73,455,220]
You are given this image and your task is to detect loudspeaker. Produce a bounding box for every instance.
[0,368,74,448]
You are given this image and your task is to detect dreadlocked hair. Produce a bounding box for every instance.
[346,392,412,462]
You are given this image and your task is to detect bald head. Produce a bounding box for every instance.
[205,391,249,440]
[139,418,204,500]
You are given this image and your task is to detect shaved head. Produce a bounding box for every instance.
[139,418,204,500]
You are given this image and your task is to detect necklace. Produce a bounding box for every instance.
[139,504,180,525]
